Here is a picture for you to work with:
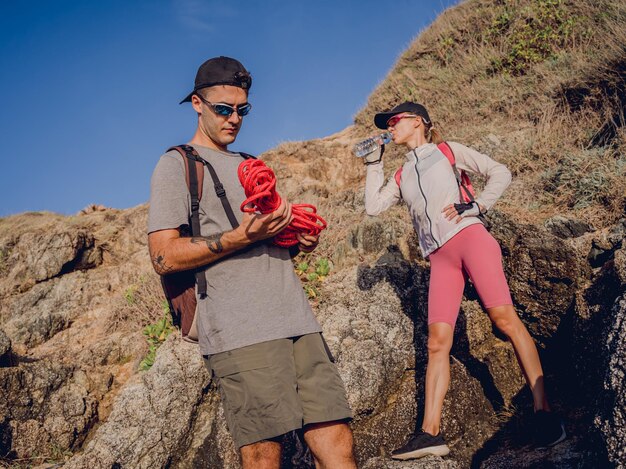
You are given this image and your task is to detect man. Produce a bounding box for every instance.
[148,56,356,469]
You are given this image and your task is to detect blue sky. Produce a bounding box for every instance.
[0,0,458,217]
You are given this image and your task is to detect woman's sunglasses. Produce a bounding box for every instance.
[386,113,417,128]
[197,95,252,117]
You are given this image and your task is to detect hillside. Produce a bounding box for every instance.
[1,0,625,468]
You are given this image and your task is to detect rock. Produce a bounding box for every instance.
[65,337,211,469]
[588,219,626,268]
[480,437,591,468]
[13,230,98,283]
[353,374,418,465]
[0,358,97,458]
[2,270,105,348]
[544,216,591,239]
[588,242,612,268]
[489,211,584,345]
[362,455,460,468]
[608,219,626,247]
[486,134,501,147]
[595,293,626,467]
[347,213,409,255]
[79,204,108,215]
[438,358,497,466]
[614,246,626,285]
[324,249,503,466]
[0,329,11,366]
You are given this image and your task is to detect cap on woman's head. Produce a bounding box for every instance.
[180,56,252,104]
[374,101,431,129]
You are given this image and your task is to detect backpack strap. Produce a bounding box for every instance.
[394,167,402,187]
[168,145,211,297]
[437,142,475,204]
[239,152,257,160]
[394,167,403,199]
[167,145,258,298]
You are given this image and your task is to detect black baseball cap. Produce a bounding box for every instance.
[374,101,431,129]
[180,56,252,104]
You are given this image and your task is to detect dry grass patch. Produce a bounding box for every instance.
[350,0,625,227]
[113,273,168,331]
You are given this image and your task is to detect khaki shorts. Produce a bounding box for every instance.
[204,333,352,448]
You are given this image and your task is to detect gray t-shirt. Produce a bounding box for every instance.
[148,144,321,355]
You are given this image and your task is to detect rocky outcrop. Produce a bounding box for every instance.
[1,227,101,298]
[362,455,460,468]
[0,329,10,366]
[1,194,623,468]
[0,207,151,463]
[595,293,626,467]
[488,211,587,346]
[544,216,592,240]
[65,339,212,469]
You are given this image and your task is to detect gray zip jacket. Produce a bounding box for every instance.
[365,142,511,257]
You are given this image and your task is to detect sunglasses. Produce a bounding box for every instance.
[197,95,252,117]
[386,113,417,128]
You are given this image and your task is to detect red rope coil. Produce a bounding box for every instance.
[238,159,327,247]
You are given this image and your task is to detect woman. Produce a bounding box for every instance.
[362,102,566,460]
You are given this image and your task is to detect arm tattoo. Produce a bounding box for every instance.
[191,233,224,254]
[152,252,174,275]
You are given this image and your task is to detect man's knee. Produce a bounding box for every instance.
[240,439,281,469]
[304,421,356,466]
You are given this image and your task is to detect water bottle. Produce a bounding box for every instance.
[352,132,392,157]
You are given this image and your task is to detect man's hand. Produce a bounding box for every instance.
[296,233,319,253]
[442,202,484,224]
[237,198,294,243]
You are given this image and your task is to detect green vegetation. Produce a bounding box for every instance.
[139,305,174,371]
[436,35,456,65]
[487,0,589,75]
[294,257,333,299]
[123,284,138,305]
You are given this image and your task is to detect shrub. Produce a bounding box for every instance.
[294,256,333,299]
[138,308,174,371]
[540,148,626,210]
[486,0,589,75]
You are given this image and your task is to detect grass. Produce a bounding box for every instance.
[111,273,175,371]
[0,442,73,468]
[0,246,11,276]
[113,274,168,330]
[350,0,626,227]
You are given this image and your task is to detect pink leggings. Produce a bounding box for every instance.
[428,224,513,327]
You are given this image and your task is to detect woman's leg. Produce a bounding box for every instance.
[422,245,465,435]
[487,305,549,411]
[422,322,455,435]
[461,225,549,411]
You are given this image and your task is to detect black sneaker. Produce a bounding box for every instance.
[533,410,566,448]
[391,430,450,460]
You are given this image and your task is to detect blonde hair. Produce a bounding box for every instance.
[424,120,444,144]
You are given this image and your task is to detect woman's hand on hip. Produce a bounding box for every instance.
[443,202,482,224]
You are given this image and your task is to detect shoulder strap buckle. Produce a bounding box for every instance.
[214,183,226,198]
